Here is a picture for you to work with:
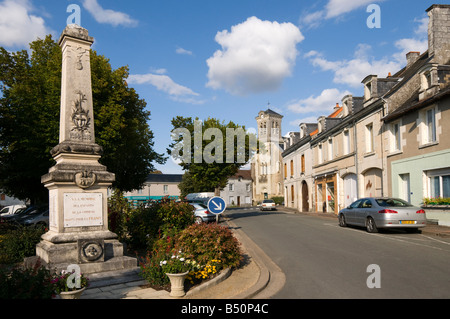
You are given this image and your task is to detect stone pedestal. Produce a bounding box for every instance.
[31,25,137,274]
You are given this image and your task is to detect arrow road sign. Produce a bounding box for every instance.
[207,197,227,215]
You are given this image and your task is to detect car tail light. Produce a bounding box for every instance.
[204,210,210,214]
[378,209,398,214]
[416,209,425,214]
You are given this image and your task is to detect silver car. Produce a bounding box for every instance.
[190,203,216,224]
[338,197,427,233]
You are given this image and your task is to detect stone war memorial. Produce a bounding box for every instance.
[28,24,137,274]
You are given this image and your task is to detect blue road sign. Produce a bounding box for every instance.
[207,197,227,215]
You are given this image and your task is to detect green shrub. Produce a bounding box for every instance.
[138,231,179,287]
[423,197,450,205]
[0,226,46,264]
[271,196,284,205]
[0,261,54,299]
[156,199,195,235]
[176,223,242,270]
[107,189,133,242]
[126,198,195,251]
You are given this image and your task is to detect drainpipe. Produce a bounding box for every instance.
[380,97,388,197]
[353,119,359,199]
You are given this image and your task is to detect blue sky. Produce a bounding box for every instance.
[0,0,443,174]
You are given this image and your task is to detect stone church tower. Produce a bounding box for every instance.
[251,108,284,204]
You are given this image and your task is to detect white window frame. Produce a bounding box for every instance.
[426,108,436,143]
[328,138,333,161]
[343,130,350,155]
[318,144,323,164]
[427,168,450,198]
[419,105,439,147]
[390,120,402,153]
[365,123,374,153]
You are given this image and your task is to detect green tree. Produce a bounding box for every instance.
[0,35,165,204]
[168,116,257,196]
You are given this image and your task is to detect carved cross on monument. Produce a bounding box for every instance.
[33,25,137,274]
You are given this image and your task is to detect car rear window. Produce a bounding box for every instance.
[376,198,412,207]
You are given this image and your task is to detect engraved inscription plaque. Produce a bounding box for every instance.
[64,193,103,227]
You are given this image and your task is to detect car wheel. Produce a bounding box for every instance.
[366,217,378,233]
[195,216,203,224]
[338,214,347,227]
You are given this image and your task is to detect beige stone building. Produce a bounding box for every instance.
[282,123,316,212]
[381,4,450,220]
[251,108,284,204]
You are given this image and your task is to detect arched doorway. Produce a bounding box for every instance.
[301,181,309,212]
[363,168,382,197]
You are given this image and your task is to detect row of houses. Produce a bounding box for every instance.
[123,170,253,207]
[252,4,450,225]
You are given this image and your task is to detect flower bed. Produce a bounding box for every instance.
[423,197,450,206]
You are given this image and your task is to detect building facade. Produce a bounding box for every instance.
[282,123,316,212]
[251,108,284,204]
[124,174,183,205]
[278,4,450,225]
[382,5,450,213]
[220,170,253,207]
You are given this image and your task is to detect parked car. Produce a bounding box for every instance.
[19,208,49,228]
[338,197,427,233]
[1,205,48,226]
[0,204,26,217]
[260,199,276,211]
[190,203,215,224]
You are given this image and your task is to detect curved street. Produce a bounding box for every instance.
[226,208,450,299]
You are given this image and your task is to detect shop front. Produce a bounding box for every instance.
[315,173,338,214]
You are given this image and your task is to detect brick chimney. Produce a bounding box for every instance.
[427,4,450,64]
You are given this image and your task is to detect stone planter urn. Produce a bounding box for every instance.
[59,287,86,299]
[166,271,189,297]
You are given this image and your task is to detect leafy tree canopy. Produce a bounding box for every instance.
[168,116,257,197]
[0,35,165,204]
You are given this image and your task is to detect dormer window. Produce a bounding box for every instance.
[300,124,305,139]
[364,82,372,100]
[318,116,325,133]
[362,75,377,104]
[342,95,352,117]
[419,64,439,100]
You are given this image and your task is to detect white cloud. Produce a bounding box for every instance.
[128,73,204,104]
[305,16,429,87]
[81,0,138,27]
[287,88,351,114]
[325,0,379,19]
[206,16,304,96]
[301,0,384,28]
[0,0,54,48]
[176,47,193,55]
[393,16,428,63]
[306,46,401,88]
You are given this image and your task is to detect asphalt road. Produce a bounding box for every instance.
[225,208,450,299]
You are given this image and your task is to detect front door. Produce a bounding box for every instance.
[301,182,309,212]
[343,174,357,208]
[399,174,411,203]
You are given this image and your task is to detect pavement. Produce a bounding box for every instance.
[79,208,450,299]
